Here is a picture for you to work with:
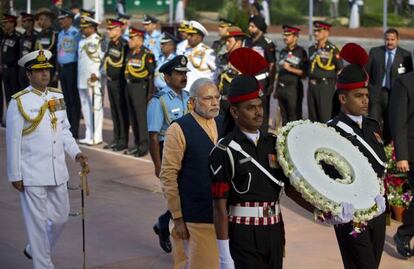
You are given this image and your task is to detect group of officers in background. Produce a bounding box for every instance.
[2,4,414,266]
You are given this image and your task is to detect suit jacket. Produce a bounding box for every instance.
[389,71,414,163]
[366,46,413,96]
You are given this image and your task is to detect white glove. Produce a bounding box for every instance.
[217,239,235,269]
[374,195,386,217]
[325,202,355,225]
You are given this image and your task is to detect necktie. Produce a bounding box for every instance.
[385,51,393,89]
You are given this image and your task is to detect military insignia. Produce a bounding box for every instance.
[36,50,47,62]
[181,56,187,65]
[373,132,383,144]
[268,154,279,169]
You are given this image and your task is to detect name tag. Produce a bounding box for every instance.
[23,40,33,49]
[109,48,121,58]
[398,65,406,74]
[40,38,51,45]
[171,108,180,113]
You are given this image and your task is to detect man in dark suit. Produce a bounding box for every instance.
[389,71,414,258]
[366,28,413,144]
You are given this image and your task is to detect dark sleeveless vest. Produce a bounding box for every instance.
[175,113,222,223]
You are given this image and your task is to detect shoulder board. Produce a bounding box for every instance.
[11,89,30,99]
[264,37,273,44]
[47,87,62,94]
[152,90,167,99]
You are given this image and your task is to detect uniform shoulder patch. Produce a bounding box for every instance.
[47,87,62,94]
[11,89,30,99]
[152,90,167,99]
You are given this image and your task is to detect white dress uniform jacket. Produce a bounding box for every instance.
[77,32,103,89]
[6,87,81,186]
[183,42,217,91]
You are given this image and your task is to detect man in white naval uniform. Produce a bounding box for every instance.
[78,15,104,145]
[6,49,88,269]
[183,20,217,92]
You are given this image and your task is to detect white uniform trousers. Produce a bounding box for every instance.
[79,83,103,144]
[20,183,70,269]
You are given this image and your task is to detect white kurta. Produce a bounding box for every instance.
[183,42,217,92]
[77,33,104,144]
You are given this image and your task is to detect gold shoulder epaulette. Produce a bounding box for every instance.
[12,89,30,99]
[48,87,62,94]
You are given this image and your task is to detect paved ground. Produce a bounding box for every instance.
[1,101,414,268]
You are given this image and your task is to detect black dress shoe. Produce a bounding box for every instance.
[134,148,148,157]
[112,143,127,151]
[393,233,412,258]
[153,223,172,253]
[23,248,32,260]
[103,142,117,149]
[124,147,138,155]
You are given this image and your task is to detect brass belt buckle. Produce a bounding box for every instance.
[263,206,275,217]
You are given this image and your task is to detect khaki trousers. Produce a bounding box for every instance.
[171,222,219,269]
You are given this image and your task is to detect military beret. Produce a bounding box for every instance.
[129,27,145,38]
[159,55,190,74]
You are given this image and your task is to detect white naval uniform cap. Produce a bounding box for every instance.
[188,20,208,37]
[18,50,54,70]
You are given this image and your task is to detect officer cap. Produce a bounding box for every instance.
[106,18,124,29]
[282,24,300,35]
[249,15,267,33]
[186,20,208,37]
[58,8,75,20]
[129,27,145,38]
[313,20,332,31]
[142,14,158,24]
[80,9,95,18]
[2,14,18,24]
[35,8,56,20]
[160,32,179,44]
[117,13,131,21]
[18,50,54,70]
[178,20,190,32]
[223,26,247,39]
[20,12,34,22]
[80,16,100,28]
[159,55,190,74]
[218,17,234,27]
[336,43,369,92]
[70,3,81,10]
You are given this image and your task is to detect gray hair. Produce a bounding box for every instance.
[189,77,215,97]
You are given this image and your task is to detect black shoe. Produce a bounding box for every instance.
[393,233,412,258]
[113,143,128,151]
[153,223,172,253]
[23,247,32,260]
[104,142,117,149]
[134,148,148,157]
[124,147,138,155]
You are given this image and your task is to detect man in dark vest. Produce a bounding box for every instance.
[389,71,414,258]
[160,77,221,268]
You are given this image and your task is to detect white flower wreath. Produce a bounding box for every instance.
[276,120,385,225]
